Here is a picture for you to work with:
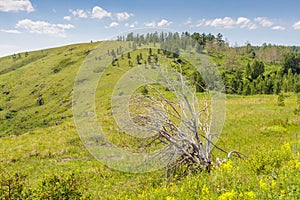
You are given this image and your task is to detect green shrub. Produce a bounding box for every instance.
[261,125,287,135]
[31,173,88,199]
[0,168,88,200]
[294,93,300,115]
[0,170,30,199]
[51,58,76,73]
[277,93,285,106]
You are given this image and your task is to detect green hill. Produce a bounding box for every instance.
[0,38,299,199]
[0,42,100,136]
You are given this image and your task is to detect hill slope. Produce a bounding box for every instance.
[0,42,99,136]
[0,40,299,199]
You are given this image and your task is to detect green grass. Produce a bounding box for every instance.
[0,42,299,199]
[0,42,100,136]
[1,95,299,199]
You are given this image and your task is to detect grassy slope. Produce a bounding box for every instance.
[0,43,299,199]
[0,42,100,136]
[1,95,299,199]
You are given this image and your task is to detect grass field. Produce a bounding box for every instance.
[1,94,299,199]
[0,42,299,199]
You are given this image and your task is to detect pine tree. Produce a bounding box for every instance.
[277,93,285,106]
[245,63,251,79]
[295,93,300,115]
[242,79,251,95]
[136,54,141,64]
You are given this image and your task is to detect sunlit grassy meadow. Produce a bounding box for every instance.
[0,42,299,199]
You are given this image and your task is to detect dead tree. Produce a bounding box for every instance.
[129,65,244,179]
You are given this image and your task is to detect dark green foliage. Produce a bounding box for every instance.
[242,79,251,95]
[0,169,87,200]
[4,110,17,119]
[37,94,44,106]
[0,171,29,199]
[294,93,300,115]
[141,86,148,95]
[31,173,85,199]
[52,58,76,73]
[223,59,300,95]
[250,60,265,80]
[245,63,251,78]
[128,60,133,67]
[277,93,285,106]
[136,54,141,64]
[124,31,300,96]
[0,54,47,75]
[192,70,206,92]
[283,52,300,74]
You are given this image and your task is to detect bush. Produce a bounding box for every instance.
[0,168,88,200]
[0,170,30,199]
[31,173,86,199]
[277,93,285,106]
[294,93,300,115]
[261,125,287,135]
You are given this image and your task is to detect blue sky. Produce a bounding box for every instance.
[1,0,300,56]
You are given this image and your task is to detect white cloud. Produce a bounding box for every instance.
[15,19,74,37]
[236,17,250,27]
[116,12,133,21]
[210,17,236,28]
[91,6,111,20]
[237,17,250,25]
[272,26,285,31]
[197,17,236,29]
[68,6,134,22]
[145,21,156,27]
[197,17,259,30]
[71,9,88,19]
[254,17,273,27]
[292,21,300,30]
[157,19,172,27]
[237,17,257,29]
[125,21,138,28]
[64,16,71,21]
[144,19,171,28]
[105,22,119,28]
[0,29,21,34]
[0,0,34,12]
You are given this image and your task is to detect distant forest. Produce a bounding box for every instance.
[119,32,300,95]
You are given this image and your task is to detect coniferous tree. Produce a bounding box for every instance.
[251,60,265,80]
[277,93,285,106]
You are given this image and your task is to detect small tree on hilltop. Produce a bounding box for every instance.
[277,93,285,106]
[294,93,300,115]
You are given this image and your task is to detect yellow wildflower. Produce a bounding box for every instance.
[281,142,291,152]
[259,179,268,191]
[166,196,175,200]
[218,190,235,200]
[220,160,233,172]
[244,191,256,200]
[271,180,276,189]
[202,185,209,196]
[280,190,285,197]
